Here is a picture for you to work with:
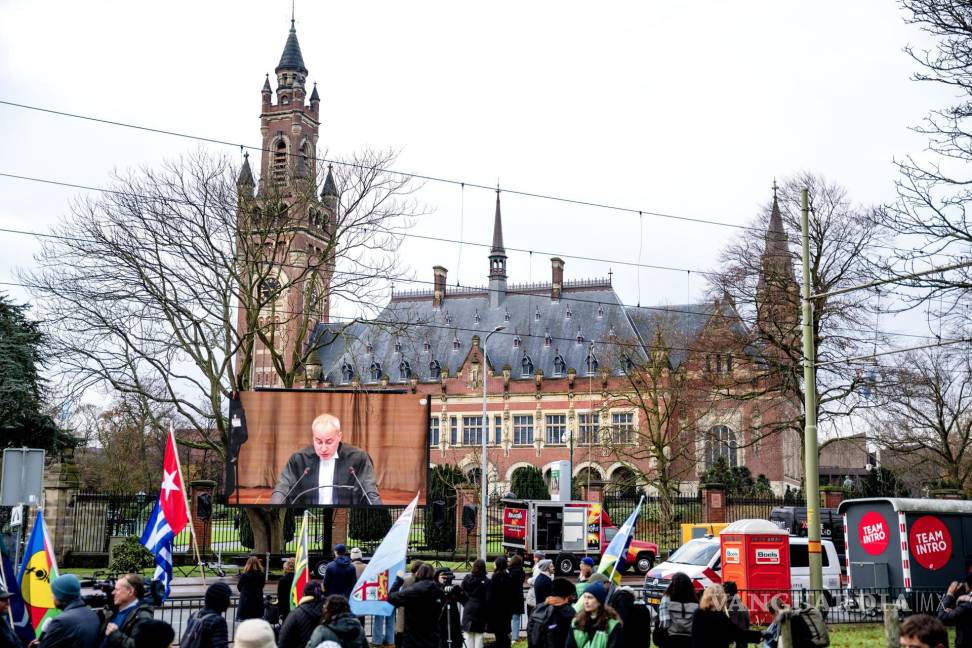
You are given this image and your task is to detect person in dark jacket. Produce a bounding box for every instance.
[508,555,528,641]
[129,621,174,648]
[277,558,296,621]
[101,574,154,648]
[0,588,25,648]
[237,556,267,621]
[487,556,517,648]
[691,586,762,648]
[307,595,367,648]
[32,574,100,648]
[388,564,444,648]
[277,581,323,648]
[460,560,489,648]
[527,577,576,648]
[393,561,423,648]
[722,582,751,648]
[606,586,651,648]
[532,560,554,607]
[566,582,621,648]
[324,545,358,600]
[434,569,465,648]
[179,582,230,648]
[938,578,972,648]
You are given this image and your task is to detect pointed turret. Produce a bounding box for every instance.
[262,74,273,94]
[274,19,308,98]
[309,83,320,104]
[488,188,508,308]
[321,165,338,198]
[237,152,255,189]
[276,19,308,76]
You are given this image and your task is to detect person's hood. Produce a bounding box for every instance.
[299,597,324,610]
[333,555,353,567]
[544,595,571,606]
[326,613,364,641]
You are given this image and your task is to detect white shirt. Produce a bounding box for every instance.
[317,449,340,505]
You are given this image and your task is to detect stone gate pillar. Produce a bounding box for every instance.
[43,449,81,564]
[188,480,215,554]
[701,483,727,524]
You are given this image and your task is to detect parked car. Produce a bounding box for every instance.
[769,506,846,570]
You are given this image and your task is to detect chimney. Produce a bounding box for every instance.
[433,266,447,309]
[551,257,564,301]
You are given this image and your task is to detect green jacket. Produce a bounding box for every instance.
[568,618,620,648]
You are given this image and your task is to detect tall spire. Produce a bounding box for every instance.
[237,152,255,188]
[764,183,789,262]
[488,188,507,307]
[276,19,308,77]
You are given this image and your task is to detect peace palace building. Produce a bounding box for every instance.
[240,20,803,496]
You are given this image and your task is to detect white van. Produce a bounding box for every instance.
[642,535,841,605]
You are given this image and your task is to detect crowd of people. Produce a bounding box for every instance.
[2,551,971,648]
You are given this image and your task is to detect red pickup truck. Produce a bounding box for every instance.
[502,498,658,575]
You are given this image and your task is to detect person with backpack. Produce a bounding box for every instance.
[566,582,622,648]
[527,577,576,648]
[690,586,762,648]
[307,595,368,648]
[179,582,230,648]
[277,581,324,648]
[653,572,697,648]
[761,596,829,648]
[460,560,489,648]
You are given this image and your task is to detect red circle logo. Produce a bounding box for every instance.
[858,511,889,555]
[909,516,952,571]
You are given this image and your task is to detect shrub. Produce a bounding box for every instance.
[110,536,154,574]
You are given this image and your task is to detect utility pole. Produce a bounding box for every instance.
[800,187,823,593]
[480,325,505,560]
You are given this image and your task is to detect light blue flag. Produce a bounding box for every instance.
[350,494,420,616]
[597,496,644,584]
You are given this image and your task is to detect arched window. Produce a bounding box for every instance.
[429,359,441,380]
[369,361,382,382]
[297,141,310,177]
[513,334,521,349]
[705,425,738,469]
[544,331,552,347]
[607,467,638,497]
[399,360,412,381]
[341,362,353,383]
[466,466,482,486]
[272,139,288,184]
[521,355,534,377]
[553,354,566,377]
[576,466,603,488]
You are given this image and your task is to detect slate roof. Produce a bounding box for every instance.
[276,20,308,75]
[237,153,255,187]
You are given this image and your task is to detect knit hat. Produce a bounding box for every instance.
[580,557,595,567]
[334,544,347,555]
[235,619,277,648]
[583,581,608,606]
[350,547,363,560]
[132,619,175,648]
[204,582,232,612]
[551,578,576,598]
[51,574,81,602]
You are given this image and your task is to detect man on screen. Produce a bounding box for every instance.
[270,413,383,506]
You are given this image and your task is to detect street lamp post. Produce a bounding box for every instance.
[481,325,505,560]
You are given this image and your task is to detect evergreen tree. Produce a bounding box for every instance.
[510,466,550,499]
[424,465,468,552]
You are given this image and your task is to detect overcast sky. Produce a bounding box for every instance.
[0,1,948,339]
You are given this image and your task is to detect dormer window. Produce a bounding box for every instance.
[553,353,566,376]
[623,355,634,372]
[423,339,431,353]
[452,336,461,351]
[369,361,382,382]
[474,309,481,324]
[341,362,354,383]
[394,339,402,353]
[365,342,374,354]
[535,306,541,321]
[445,311,453,324]
[504,309,510,322]
[544,331,552,347]
[429,359,441,380]
[597,304,604,318]
[513,335,521,349]
[565,305,572,320]
[521,355,534,377]
[399,360,412,381]
[576,330,584,345]
[586,345,598,375]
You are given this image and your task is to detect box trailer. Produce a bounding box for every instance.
[502,498,658,575]
[839,498,972,595]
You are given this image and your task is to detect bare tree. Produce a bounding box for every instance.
[709,173,890,458]
[871,347,972,490]
[20,148,421,550]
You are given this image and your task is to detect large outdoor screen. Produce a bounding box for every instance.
[226,389,429,507]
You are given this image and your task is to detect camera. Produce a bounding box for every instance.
[81,575,116,609]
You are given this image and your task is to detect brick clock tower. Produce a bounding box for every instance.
[237,19,338,387]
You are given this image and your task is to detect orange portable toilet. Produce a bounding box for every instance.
[720,519,791,624]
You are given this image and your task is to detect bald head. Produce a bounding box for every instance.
[311,414,342,459]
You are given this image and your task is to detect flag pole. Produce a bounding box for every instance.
[607,495,644,585]
[169,423,206,584]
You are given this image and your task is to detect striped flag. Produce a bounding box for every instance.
[140,426,190,602]
[291,511,310,609]
[597,496,643,585]
[0,537,34,643]
[16,509,59,634]
[350,494,419,616]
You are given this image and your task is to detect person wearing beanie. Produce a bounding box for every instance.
[178,582,230,648]
[532,560,555,611]
[323,545,357,600]
[277,580,323,648]
[349,549,366,580]
[526,577,576,648]
[574,558,596,599]
[36,574,100,648]
[129,620,174,648]
[234,620,276,648]
[565,581,620,648]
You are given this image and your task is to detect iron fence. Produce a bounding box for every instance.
[726,495,805,522]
